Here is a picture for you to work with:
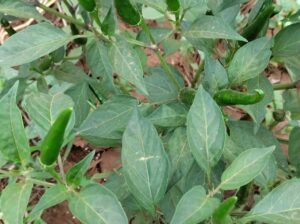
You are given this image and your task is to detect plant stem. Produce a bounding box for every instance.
[58,155,66,183]
[140,19,181,90]
[273,80,300,90]
[37,2,88,29]
[27,178,55,187]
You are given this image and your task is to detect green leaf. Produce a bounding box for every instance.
[24,92,74,132]
[228,37,273,84]
[0,0,44,21]
[227,121,288,172]
[28,184,68,221]
[86,40,118,98]
[110,37,148,95]
[212,196,237,224]
[66,151,95,186]
[1,181,33,224]
[203,56,228,95]
[243,179,300,224]
[65,82,91,128]
[239,75,273,132]
[187,86,226,173]
[101,7,116,36]
[78,95,137,146]
[184,15,247,41]
[52,61,87,84]
[147,103,187,127]
[122,110,169,215]
[68,184,128,224]
[283,55,300,81]
[220,146,275,190]
[180,0,207,22]
[288,127,300,170]
[170,186,220,224]
[0,23,72,67]
[273,23,300,58]
[0,83,30,164]
[166,127,194,187]
[144,67,180,104]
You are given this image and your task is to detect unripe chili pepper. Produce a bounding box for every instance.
[179,87,196,106]
[114,0,141,25]
[214,89,265,106]
[40,108,73,166]
[70,23,87,45]
[0,18,16,36]
[241,2,277,44]
[38,56,53,72]
[212,196,238,224]
[78,0,96,12]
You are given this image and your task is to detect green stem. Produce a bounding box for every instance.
[27,178,55,187]
[140,19,181,90]
[37,2,88,29]
[273,80,300,90]
[57,155,66,183]
[192,61,204,87]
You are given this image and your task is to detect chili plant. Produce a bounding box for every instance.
[0,0,300,223]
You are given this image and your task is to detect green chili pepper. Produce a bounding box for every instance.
[166,0,180,12]
[114,0,141,25]
[0,18,16,36]
[179,87,196,106]
[37,56,53,72]
[40,108,73,166]
[78,0,96,12]
[70,23,87,45]
[214,89,265,106]
[241,1,276,44]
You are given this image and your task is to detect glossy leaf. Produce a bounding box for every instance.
[66,151,95,186]
[221,146,275,190]
[244,179,300,224]
[170,186,220,224]
[228,37,273,84]
[0,23,72,67]
[110,37,148,95]
[273,23,300,58]
[0,83,30,164]
[187,86,226,173]
[0,0,44,21]
[68,184,128,224]
[29,184,68,221]
[78,95,137,146]
[1,181,33,224]
[122,110,169,215]
[184,15,247,41]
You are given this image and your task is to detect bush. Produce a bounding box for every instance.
[0,0,300,223]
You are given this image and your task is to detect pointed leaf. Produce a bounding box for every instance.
[78,95,137,146]
[221,146,275,190]
[228,37,273,84]
[1,181,33,224]
[66,151,95,186]
[187,86,226,173]
[122,110,169,215]
[68,184,128,224]
[212,196,237,224]
[110,37,148,95]
[244,179,300,224]
[184,15,247,41]
[170,186,220,224]
[29,184,68,221]
[0,83,30,164]
[0,23,72,67]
